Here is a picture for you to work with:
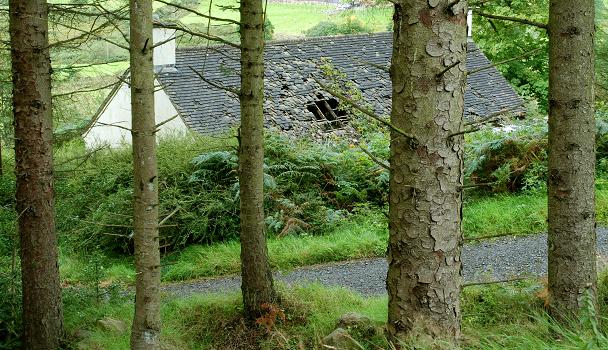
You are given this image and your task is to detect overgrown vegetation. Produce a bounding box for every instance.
[47,274,608,349]
[49,133,386,253]
[5,120,608,259]
[2,2,608,348]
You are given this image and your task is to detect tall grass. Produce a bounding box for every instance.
[64,277,608,349]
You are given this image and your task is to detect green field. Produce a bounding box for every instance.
[180,0,392,37]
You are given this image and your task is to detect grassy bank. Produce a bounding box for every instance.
[66,277,608,349]
[57,186,608,285]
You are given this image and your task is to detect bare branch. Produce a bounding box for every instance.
[156,22,241,49]
[463,277,535,287]
[475,11,548,30]
[93,121,132,133]
[463,106,524,127]
[436,60,460,80]
[189,66,241,95]
[154,0,241,25]
[313,77,418,144]
[448,126,480,138]
[53,81,117,98]
[154,114,181,131]
[53,59,128,72]
[158,206,181,227]
[358,145,390,171]
[48,18,130,50]
[467,47,544,76]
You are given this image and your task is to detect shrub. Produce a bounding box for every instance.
[304,21,341,37]
[304,17,372,37]
[466,134,548,192]
[466,111,608,193]
[39,133,389,254]
[264,19,275,41]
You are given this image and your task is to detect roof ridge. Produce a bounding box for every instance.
[175,31,392,52]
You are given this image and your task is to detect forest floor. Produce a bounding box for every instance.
[162,228,608,297]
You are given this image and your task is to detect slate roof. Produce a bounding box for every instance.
[155,32,525,136]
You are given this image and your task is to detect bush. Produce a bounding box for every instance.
[304,17,372,37]
[37,133,389,254]
[466,112,608,193]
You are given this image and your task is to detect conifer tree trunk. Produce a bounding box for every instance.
[239,0,277,319]
[387,0,467,343]
[547,0,596,322]
[9,0,64,348]
[129,0,161,348]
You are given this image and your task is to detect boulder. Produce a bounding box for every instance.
[321,328,361,350]
[336,312,376,338]
[97,318,128,334]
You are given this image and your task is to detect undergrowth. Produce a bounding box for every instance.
[61,275,608,350]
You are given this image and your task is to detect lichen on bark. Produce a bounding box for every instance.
[387,0,467,343]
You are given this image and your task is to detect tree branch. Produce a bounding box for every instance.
[475,11,548,30]
[436,60,460,80]
[53,81,118,98]
[467,47,544,76]
[313,77,418,144]
[154,114,181,132]
[156,22,241,49]
[358,145,389,171]
[189,66,241,95]
[154,0,241,25]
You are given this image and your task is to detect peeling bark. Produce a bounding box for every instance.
[547,0,596,322]
[9,0,64,348]
[129,1,161,348]
[387,0,467,343]
[239,0,278,319]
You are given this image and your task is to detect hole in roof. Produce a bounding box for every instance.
[306,97,348,132]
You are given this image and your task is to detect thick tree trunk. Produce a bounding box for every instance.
[387,0,467,343]
[547,0,596,322]
[129,1,161,348]
[9,0,64,348]
[239,0,277,319]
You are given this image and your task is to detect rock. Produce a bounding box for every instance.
[336,312,376,338]
[321,328,361,350]
[97,318,128,334]
[73,328,93,339]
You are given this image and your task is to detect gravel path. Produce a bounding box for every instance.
[162,228,608,297]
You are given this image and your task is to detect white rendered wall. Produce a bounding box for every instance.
[84,79,187,148]
[153,28,176,67]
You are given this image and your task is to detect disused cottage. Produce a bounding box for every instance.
[84,27,525,147]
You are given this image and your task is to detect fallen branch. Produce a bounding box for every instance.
[159,206,181,227]
[463,276,535,287]
[464,231,521,242]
